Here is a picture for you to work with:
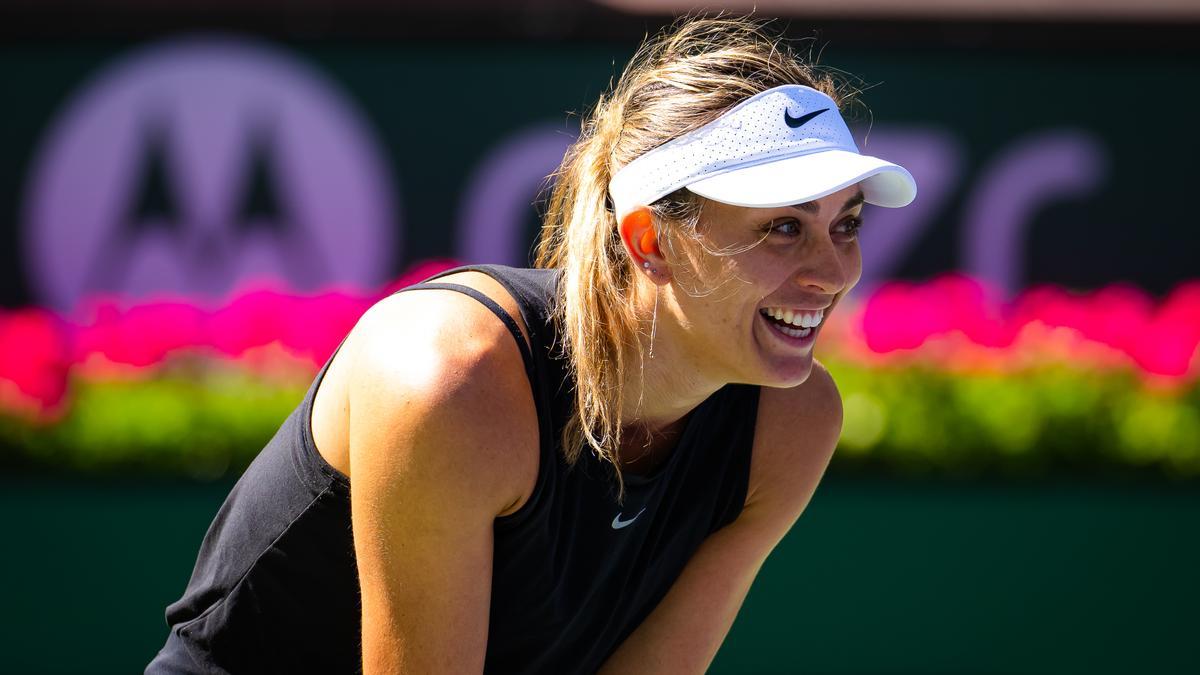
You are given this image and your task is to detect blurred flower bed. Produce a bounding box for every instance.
[2,265,1198,481]
[821,276,1200,480]
[0,259,458,478]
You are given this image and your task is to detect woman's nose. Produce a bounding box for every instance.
[793,233,847,295]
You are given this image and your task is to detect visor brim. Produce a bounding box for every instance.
[685,149,917,209]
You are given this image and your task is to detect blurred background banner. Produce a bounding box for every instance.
[1,2,1198,674]
[2,0,1199,310]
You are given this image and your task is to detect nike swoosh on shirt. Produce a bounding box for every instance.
[611,508,647,530]
[784,107,829,128]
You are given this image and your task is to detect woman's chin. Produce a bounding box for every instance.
[752,353,814,389]
[751,313,817,387]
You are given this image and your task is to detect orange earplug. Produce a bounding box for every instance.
[622,209,659,260]
[639,228,660,257]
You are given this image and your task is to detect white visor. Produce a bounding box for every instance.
[608,84,917,221]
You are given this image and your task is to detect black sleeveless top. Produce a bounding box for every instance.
[146,264,759,674]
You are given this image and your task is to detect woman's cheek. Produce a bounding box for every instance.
[843,245,864,292]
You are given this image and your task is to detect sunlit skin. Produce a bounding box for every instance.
[616,184,865,464]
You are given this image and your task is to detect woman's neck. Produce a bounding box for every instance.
[615,279,724,469]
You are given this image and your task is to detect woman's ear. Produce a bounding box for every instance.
[618,207,669,281]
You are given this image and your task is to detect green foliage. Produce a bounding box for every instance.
[827,356,1200,480]
[3,355,1199,482]
[0,363,307,479]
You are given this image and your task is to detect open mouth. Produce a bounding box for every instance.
[758,306,824,343]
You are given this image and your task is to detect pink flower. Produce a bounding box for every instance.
[284,293,373,367]
[0,308,71,415]
[1130,282,1200,378]
[382,258,461,295]
[73,300,207,367]
[207,289,297,358]
[853,275,1200,383]
[861,274,1006,352]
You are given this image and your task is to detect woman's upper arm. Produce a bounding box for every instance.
[344,291,538,674]
[742,359,843,530]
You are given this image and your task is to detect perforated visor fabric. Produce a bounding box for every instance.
[608,85,917,219]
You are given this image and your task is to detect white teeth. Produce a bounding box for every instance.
[761,307,824,328]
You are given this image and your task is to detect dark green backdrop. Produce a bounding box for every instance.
[4,474,1197,673]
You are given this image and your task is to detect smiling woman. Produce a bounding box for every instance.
[148,14,915,675]
[668,186,870,389]
[538,31,914,495]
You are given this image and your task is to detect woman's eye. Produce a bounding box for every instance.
[834,216,864,240]
[767,219,801,236]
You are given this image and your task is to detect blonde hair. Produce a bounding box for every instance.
[533,14,853,498]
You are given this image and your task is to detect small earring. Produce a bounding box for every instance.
[642,261,651,268]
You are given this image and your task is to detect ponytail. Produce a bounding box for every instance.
[535,93,640,499]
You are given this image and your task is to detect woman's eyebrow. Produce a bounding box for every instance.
[789,190,866,214]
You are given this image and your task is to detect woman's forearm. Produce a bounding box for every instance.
[598,516,772,674]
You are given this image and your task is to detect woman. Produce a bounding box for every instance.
[148,15,916,674]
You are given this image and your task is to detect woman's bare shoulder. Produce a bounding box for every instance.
[312,274,540,517]
[745,361,842,512]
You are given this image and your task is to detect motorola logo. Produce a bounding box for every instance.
[21,36,398,311]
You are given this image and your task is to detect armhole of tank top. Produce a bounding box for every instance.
[395,271,553,530]
[300,336,353,491]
